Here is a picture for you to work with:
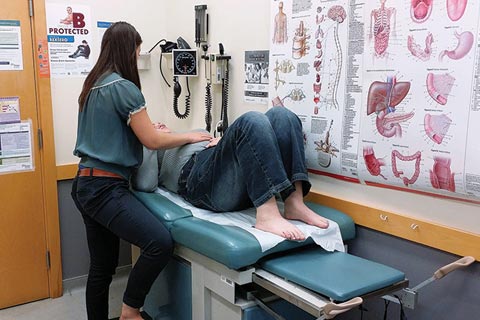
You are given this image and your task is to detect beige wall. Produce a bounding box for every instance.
[50,1,480,238]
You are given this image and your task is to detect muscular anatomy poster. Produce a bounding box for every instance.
[269,0,480,202]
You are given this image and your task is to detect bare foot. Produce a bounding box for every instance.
[120,303,143,320]
[255,198,305,240]
[284,181,329,229]
[284,201,329,229]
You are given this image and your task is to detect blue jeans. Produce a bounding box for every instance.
[179,107,311,211]
[71,175,173,319]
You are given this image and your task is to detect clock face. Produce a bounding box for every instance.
[173,49,197,76]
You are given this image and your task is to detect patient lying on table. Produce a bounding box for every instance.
[133,107,328,240]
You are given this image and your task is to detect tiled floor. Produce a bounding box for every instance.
[0,269,129,320]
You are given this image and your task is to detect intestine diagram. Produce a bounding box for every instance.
[269,0,480,199]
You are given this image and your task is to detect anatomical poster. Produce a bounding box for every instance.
[269,0,480,202]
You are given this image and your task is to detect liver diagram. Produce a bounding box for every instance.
[367,76,414,138]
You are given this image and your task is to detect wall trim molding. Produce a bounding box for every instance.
[57,163,78,181]
[305,193,479,261]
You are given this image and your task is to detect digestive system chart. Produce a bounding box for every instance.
[269,0,480,202]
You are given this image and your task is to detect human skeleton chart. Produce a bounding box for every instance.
[269,0,480,202]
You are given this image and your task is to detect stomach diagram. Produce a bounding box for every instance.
[367,76,413,138]
[439,31,474,61]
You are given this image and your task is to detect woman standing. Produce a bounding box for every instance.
[71,22,211,320]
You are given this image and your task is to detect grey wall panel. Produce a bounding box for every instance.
[57,180,132,280]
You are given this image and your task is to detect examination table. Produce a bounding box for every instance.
[133,190,408,320]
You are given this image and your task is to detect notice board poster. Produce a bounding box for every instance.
[269,0,480,202]
[46,3,93,77]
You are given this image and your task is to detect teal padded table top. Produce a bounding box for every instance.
[260,247,406,302]
[133,190,357,270]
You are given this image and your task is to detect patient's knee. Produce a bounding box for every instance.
[268,106,301,127]
[237,111,269,130]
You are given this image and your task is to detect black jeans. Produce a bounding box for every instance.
[71,175,173,320]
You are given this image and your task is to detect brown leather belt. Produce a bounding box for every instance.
[78,167,124,179]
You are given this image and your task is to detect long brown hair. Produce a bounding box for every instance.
[78,21,142,110]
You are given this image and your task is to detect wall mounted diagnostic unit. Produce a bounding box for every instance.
[171,37,197,119]
[172,49,198,77]
[205,43,231,136]
[195,5,208,47]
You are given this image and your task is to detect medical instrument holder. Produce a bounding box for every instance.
[195,5,208,47]
[382,255,475,309]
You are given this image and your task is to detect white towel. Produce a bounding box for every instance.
[156,188,345,253]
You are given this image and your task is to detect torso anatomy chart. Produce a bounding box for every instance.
[269,0,480,202]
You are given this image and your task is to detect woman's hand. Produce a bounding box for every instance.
[185,131,212,143]
[206,137,221,148]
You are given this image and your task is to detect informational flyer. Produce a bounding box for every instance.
[269,0,480,202]
[45,3,93,77]
[97,21,112,46]
[0,97,20,124]
[244,50,270,104]
[0,121,33,174]
[0,20,23,71]
[37,39,51,78]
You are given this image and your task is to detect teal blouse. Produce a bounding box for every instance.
[73,72,146,179]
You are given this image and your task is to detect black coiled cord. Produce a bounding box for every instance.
[221,65,229,131]
[173,77,190,119]
[205,83,212,132]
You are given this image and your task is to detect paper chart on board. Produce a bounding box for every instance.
[269,0,480,202]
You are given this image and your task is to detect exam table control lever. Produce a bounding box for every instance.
[432,255,475,280]
[323,297,363,319]
[384,255,475,309]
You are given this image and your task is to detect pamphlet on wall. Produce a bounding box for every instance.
[45,3,93,78]
[244,50,269,104]
[0,97,20,124]
[0,121,34,174]
[0,20,23,71]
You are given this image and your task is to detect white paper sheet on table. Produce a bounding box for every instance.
[156,188,345,253]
